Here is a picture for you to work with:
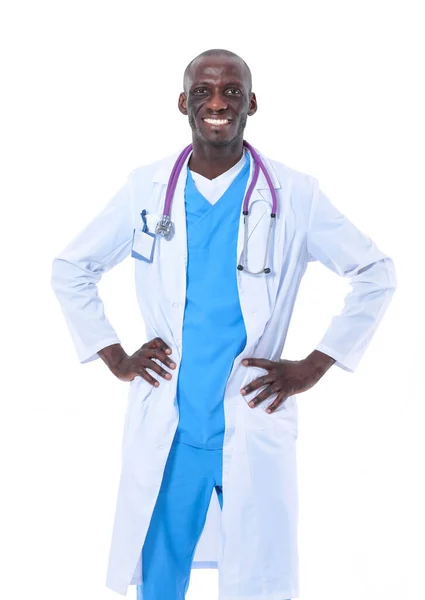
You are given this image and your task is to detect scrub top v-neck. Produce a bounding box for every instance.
[174,152,251,450]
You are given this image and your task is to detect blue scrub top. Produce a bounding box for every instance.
[174,152,251,450]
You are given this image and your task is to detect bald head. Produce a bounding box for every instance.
[178,49,257,150]
[183,49,252,94]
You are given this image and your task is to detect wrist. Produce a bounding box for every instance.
[303,350,336,377]
[98,344,128,375]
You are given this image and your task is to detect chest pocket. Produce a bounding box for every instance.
[131,212,169,265]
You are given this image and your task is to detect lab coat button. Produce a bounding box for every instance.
[172,302,179,308]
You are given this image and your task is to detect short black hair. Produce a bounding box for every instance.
[183,49,252,93]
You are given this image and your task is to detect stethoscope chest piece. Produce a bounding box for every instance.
[155,215,175,240]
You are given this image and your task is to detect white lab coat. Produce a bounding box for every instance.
[51,146,396,599]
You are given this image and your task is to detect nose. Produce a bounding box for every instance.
[206,90,228,113]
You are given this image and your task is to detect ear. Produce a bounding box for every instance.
[248,92,258,117]
[178,92,188,115]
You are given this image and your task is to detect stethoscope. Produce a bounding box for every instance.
[155,139,277,275]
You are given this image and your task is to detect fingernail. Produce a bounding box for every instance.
[267,408,272,413]
[155,382,159,387]
[242,360,249,365]
[240,389,246,395]
[171,362,176,368]
[248,401,255,408]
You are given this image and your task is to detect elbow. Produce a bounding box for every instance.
[356,256,397,295]
[384,256,397,295]
[50,257,75,296]
[51,257,62,294]
[51,256,101,298]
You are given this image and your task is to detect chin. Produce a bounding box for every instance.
[207,138,233,147]
[195,129,236,147]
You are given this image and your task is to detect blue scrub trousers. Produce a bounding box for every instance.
[137,439,223,600]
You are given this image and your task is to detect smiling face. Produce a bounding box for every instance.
[178,54,257,148]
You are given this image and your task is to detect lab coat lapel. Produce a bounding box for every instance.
[149,151,190,361]
[152,148,190,263]
[235,151,282,345]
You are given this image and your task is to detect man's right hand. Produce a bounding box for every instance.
[98,338,176,385]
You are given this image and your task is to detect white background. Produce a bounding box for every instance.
[1,1,423,599]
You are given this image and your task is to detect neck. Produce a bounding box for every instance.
[189,137,244,180]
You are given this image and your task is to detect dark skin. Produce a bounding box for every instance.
[99,53,336,412]
[178,55,257,180]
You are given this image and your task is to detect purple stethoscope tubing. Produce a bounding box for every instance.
[162,140,277,217]
[162,144,193,217]
[157,140,277,274]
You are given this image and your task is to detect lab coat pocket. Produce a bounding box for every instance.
[240,366,271,412]
[240,366,298,435]
[130,375,155,411]
[131,212,164,264]
[244,426,298,568]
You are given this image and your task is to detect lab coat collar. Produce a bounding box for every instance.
[151,144,282,203]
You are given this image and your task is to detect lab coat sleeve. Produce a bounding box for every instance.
[51,172,136,364]
[306,178,397,373]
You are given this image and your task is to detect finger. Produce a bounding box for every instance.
[138,357,172,381]
[248,383,281,408]
[143,338,174,358]
[241,358,274,369]
[240,373,275,396]
[163,345,172,355]
[158,339,173,357]
[148,348,176,370]
[138,369,160,387]
[142,337,160,349]
[151,337,165,349]
[145,336,169,353]
[152,337,173,355]
[266,392,288,413]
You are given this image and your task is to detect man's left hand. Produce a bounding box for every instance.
[240,351,336,413]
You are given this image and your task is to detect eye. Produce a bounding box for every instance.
[193,88,208,94]
[226,89,242,96]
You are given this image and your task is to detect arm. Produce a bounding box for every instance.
[51,173,135,364]
[240,179,397,412]
[306,178,397,372]
[51,173,178,385]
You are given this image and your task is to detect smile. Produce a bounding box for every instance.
[203,118,231,126]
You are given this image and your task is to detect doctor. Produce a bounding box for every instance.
[51,48,397,600]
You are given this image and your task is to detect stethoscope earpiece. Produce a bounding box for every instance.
[237,265,271,274]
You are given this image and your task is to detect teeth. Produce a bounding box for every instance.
[204,118,229,125]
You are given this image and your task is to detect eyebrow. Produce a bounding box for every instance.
[191,80,244,88]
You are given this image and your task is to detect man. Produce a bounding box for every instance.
[51,49,396,600]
